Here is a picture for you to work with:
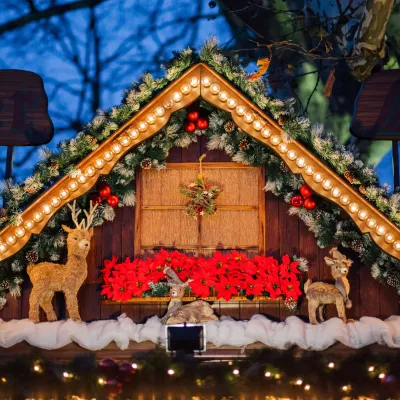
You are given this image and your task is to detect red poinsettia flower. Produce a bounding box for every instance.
[279,255,301,279]
[206,251,229,277]
[109,275,133,302]
[101,255,119,277]
[139,259,165,283]
[280,278,302,300]
[101,279,114,299]
[264,273,282,299]
[189,270,216,298]
[242,275,264,296]
[128,273,151,297]
[214,275,240,301]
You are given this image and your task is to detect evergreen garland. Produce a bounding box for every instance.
[0,38,399,309]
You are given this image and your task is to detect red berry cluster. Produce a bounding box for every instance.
[90,182,119,208]
[290,185,317,210]
[184,109,209,133]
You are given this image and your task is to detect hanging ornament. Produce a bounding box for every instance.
[280,162,289,173]
[300,184,313,198]
[290,194,304,208]
[0,208,8,223]
[184,121,196,133]
[351,239,363,252]
[239,138,249,151]
[107,194,119,208]
[98,183,112,198]
[0,281,9,291]
[24,182,38,195]
[140,158,152,169]
[304,197,317,210]
[86,135,97,144]
[387,274,400,288]
[89,192,103,205]
[26,250,39,263]
[344,170,361,185]
[359,185,367,195]
[187,110,199,122]
[196,117,209,130]
[224,120,236,133]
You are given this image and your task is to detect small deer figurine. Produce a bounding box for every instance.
[28,200,98,323]
[304,247,353,325]
[160,266,218,325]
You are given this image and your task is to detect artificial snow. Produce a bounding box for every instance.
[0,314,399,351]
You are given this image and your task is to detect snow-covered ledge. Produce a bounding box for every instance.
[0,314,400,351]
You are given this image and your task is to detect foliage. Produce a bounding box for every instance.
[101,249,304,305]
[1,38,400,310]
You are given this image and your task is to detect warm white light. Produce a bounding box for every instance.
[103,151,114,161]
[227,98,237,109]
[305,165,314,175]
[261,127,271,138]
[296,157,306,168]
[274,374,281,379]
[131,363,138,369]
[331,187,341,198]
[236,105,246,116]
[368,366,375,372]
[25,220,34,230]
[265,371,271,377]
[313,172,323,182]
[94,158,104,169]
[278,143,288,153]
[51,197,61,207]
[98,378,105,384]
[210,84,220,94]
[119,136,130,146]
[349,203,359,213]
[304,384,311,391]
[322,180,332,190]
[146,114,156,124]
[358,210,368,220]
[287,150,297,160]
[85,166,96,176]
[232,369,240,375]
[112,143,122,154]
[68,180,78,191]
[155,106,165,117]
[340,195,350,205]
[376,225,386,236]
[138,121,148,132]
[33,212,43,222]
[190,77,199,87]
[367,218,377,228]
[7,235,16,245]
[0,243,7,253]
[167,369,175,376]
[201,77,211,87]
[295,379,303,385]
[253,120,263,131]
[78,174,87,184]
[270,136,280,145]
[163,99,172,109]
[244,112,254,123]
[180,84,191,94]
[63,372,69,378]
[34,365,40,372]
[394,241,400,251]
[218,91,228,101]
[342,385,348,392]
[328,362,335,369]
[59,188,69,199]
[172,91,183,102]
[379,373,385,380]
[386,233,395,244]
[42,204,51,214]
[15,227,25,238]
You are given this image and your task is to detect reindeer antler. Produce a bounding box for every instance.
[67,200,84,229]
[329,247,353,266]
[82,201,99,230]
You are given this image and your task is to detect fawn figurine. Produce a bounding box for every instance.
[304,248,353,325]
[28,200,98,323]
[160,266,218,325]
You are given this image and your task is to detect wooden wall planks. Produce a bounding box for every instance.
[1,142,399,324]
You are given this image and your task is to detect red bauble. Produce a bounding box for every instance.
[196,117,209,130]
[304,197,317,210]
[187,110,199,122]
[290,194,304,208]
[299,184,313,199]
[107,194,119,208]
[89,192,102,205]
[184,121,196,133]
[98,183,112,198]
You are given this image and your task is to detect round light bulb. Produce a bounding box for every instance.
[42,204,52,214]
[232,369,240,375]
[146,114,156,124]
[295,379,303,385]
[112,143,122,154]
[385,233,394,243]
[244,112,254,123]
[376,225,386,236]
[342,385,348,392]
[331,187,341,198]
[349,203,359,213]
[119,136,130,146]
[78,174,87,184]
[305,165,314,176]
[59,188,69,199]
[180,84,190,94]
[0,243,7,253]
[33,365,40,372]
[236,105,246,116]
[172,91,183,102]
[287,150,297,160]
[278,143,288,153]
[296,157,306,168]
[138,121,148,132]
[131,363,138,369]
[155,106,165,117]
[190,77,199,87]
[33,212,43,222]
[322,180,332,190]
[340,195,350,205]
[201,77,211,87]
[304,384,311,391]
[227,98,237,109]
[368,366,375,372]
[328,362,335,369]
[313,172,323,182]
[210,84,220,94]
[25,220,34,230]
[98,378,105,384]
[253,120,263,131]
[379,373,385,380]
[7,235,16,245]
[15,227,25,238]
[270,136,280,145]
[85,166,95,176]
[103,151,113,161]
[218,91,228,101]
[393,241,400,251]
[68,180,78,191]
[261,127,271,138]
[367,218,377,228]
[63,372,69,378]
[358,210,368,220]
[167,369,175,376]
[163,99,172,109]
[51,197,61,207]
[265,371,271,377]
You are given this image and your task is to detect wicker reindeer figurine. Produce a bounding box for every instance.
[160,266,218,325]
[28,200,98,323]
[304,248,353,325]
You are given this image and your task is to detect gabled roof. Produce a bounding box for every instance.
[0,62,399,261]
